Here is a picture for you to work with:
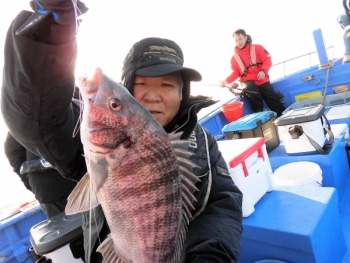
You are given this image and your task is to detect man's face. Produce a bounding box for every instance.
[234,34,248,49]
[133,75,181,127]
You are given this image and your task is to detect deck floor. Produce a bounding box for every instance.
[339,179,350,262]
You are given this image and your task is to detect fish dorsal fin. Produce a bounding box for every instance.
[168,132,183,141]
[173,147,195,159]
[180,168,200,192]
[97,235,127,263]
[177,156,201,171]
[171,139,192,150]
[65,173,100,215]
[168,132,201,262]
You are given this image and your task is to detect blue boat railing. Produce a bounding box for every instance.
[271,46,334,79]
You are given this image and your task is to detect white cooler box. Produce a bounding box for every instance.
[275,105,328,154]
[217,138,275,217]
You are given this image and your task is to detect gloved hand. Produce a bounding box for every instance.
[29,0,88,24]
[19,174,32,191]
[16,0,88,37]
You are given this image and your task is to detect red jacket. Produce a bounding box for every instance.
[225,43,272,86]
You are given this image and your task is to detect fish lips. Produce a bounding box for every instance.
[88,127,132,152]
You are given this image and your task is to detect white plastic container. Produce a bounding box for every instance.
[273,162,322,187]
[217,138,275,217]
[275,105,326,154]
[328,123,349,139]
[44,244,84,262]
[325,105,350,121]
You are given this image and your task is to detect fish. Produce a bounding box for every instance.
[65,67,200,263]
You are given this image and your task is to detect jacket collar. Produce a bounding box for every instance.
[235,42,252,53]
[164,95,217,139]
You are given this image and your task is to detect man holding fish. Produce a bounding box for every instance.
[1,0,243,262]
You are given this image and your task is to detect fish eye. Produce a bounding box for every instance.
[109,98,122,111]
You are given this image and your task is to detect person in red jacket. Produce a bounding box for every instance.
[220,29,285,117]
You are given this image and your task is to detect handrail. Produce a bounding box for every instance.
[272,46,334,77]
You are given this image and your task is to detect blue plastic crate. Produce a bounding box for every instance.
[0,207,46,263]
[222,111,279,153]
[222,111,277,133]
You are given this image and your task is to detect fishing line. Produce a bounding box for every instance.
[86,156,92,263]
[69,0,101,254]
[72,90,83,138]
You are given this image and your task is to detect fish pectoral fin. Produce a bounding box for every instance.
[97,235,126,263]
[65,173,100,215]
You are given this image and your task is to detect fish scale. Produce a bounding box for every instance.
[66,67,200,263]
[102,139,182,262]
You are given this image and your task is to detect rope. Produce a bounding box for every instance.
[319,59,334,106]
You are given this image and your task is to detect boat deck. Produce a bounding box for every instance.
[340,180,350,262]
[199,99,350,262]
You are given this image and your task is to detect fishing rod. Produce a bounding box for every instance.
[223,86,258,95]
[192,83,258,95]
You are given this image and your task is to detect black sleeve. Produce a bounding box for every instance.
[4,132,26,176]
[4,132,32,191]
[182,127,243,263]
[1,10,86,180]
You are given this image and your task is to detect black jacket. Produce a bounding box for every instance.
[1,10,242,263]
[174,98,243,263]
[4,132,77,204]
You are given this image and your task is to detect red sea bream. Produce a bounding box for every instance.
[65,68,200,263]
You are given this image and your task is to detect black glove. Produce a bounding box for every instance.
[19,173,32,191]
[29,0,88,24]
[20,158,54,174]
[16,0,88,37]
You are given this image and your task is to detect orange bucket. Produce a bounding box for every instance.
[221,101,244,123]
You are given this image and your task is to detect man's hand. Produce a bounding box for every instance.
[219,80,228,87]
[257,70,265,80]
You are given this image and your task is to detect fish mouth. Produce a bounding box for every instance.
[88,127,132,151]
